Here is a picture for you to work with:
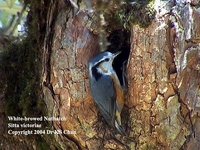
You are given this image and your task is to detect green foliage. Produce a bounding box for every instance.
[0,0,23,15]
[116,0,156,29]
[0,37,44,116]
[36,136,51,150]
[0,12,10,27]
[0,0,59,148]
[0,0,49,117]
[0,0,28,36]
[96,0,156,33]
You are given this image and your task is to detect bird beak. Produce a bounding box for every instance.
[113,51,121,58]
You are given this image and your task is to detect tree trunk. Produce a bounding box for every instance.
[42,0,200,149]
[1,0,198,149]
[42,1,200,149]
[127,1,200,148]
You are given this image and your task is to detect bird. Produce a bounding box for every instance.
[88,51,125,134]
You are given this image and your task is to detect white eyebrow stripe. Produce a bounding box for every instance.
[91,55,110,66]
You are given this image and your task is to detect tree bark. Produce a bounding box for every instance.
[40,0,200,149]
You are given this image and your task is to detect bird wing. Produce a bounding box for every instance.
[90,75,116,125]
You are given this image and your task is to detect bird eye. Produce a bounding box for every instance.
[105,58,109,61]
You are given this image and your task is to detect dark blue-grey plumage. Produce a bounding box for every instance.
[88,51,125,135]
[89,52,117,126]
[90,73,116,126]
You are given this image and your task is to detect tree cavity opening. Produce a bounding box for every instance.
[106,29,131,87]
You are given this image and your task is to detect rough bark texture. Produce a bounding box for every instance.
[42,2,100,149]
[128,1,200,149]
[1,0,200,150]
[41,0,200,149]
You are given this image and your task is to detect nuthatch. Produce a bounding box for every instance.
[88,51,125,134]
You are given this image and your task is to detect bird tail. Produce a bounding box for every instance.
[115,121,126,135]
